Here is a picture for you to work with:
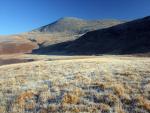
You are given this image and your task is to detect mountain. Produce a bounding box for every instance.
[32,17,124,34]
[33,16,150,55]
[0,17,123,54]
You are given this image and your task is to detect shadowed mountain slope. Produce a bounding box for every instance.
[33,16,150,55]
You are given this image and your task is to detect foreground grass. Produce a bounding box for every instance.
[0,56,150,113]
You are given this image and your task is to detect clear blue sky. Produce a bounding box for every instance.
[0,0,150,35]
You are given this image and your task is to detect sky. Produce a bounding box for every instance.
[0,0,150,35]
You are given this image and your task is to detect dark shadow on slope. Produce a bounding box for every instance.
[32,41,75,55]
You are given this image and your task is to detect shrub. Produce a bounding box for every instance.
[62,93,79,105]
[136,96,150,111]
[98,103,111,113]
[113,84,125,98]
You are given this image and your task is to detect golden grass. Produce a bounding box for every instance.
[0,55,150,113]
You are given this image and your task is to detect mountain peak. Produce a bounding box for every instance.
[33,17,123,34]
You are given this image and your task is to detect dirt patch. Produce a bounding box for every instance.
[0,42,38,54]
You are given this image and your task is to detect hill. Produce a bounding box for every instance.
[33,16,150,55]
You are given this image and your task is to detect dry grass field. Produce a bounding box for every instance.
[0,55,150,113]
